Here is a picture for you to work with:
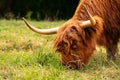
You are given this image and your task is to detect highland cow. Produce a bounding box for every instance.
[23,0,120,69]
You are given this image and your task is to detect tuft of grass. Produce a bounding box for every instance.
[0,19,120,80]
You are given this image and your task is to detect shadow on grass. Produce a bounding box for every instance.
[80,50,120,72]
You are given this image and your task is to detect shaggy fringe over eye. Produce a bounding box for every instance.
[54,26,82,54]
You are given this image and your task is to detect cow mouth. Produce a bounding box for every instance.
[62,59,84,69]
[66,62,78,69]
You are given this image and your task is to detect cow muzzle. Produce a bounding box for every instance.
[66,59,84,69]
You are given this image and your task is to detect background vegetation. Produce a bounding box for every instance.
[0,20,120,80]
[0,0,79,20]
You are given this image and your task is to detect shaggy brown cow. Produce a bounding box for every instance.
[23,0,120,69]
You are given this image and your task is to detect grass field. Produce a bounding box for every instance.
[0,19,120,80]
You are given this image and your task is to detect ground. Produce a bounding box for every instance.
[0,19,120,80]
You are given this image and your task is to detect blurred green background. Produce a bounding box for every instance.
[0,0,79,20]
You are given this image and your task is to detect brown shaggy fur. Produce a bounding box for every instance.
[54,16,103,69]
[54,0,120,69]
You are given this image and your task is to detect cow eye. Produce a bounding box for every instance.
[70,26,77,33]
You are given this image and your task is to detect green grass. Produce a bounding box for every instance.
[0,19,120,80]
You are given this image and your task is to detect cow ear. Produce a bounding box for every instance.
[83,16,103,37]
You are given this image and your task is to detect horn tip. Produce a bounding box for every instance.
[22,17,26,20]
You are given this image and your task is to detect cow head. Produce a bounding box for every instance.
[23,8,103,69]
[54,16,103,69]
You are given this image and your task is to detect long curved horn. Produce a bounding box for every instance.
[22,17,59,35]
[81,6,96,28]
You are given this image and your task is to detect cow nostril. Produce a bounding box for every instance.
[68,65,73,69]
[67,63,78,69]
